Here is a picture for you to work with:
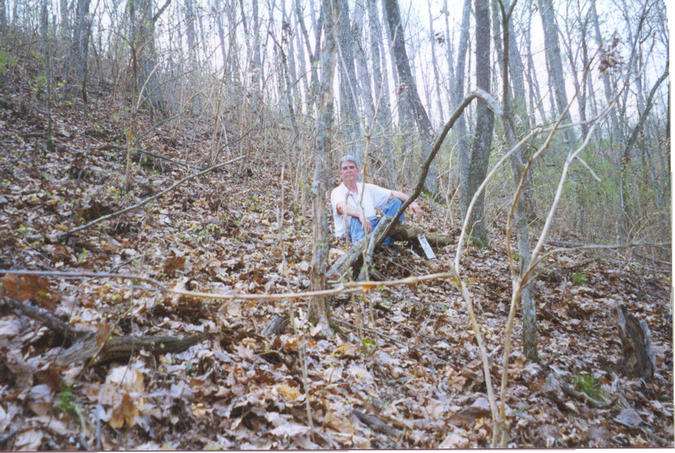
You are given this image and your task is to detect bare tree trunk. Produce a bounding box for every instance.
[214,3,228,81]
[537,0,576,145]
[590,0,619,140]
[250,0,262,91]
[455,0,471,218]
[366,0,395,187]
[522,5,547,122]
[58,0,69,40]
[294,0,321,114]
[383,0,437,193]
[184,0,197,66]
[427,0,444,123]
[130,0,168,116]
[309,0,338,330]
[69,0,92,102]
[352,0,374,126]
[336,0,363,164]
[494,0,537,360]
[0,0,5,36]
[462,0,494,247]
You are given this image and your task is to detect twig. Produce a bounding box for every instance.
[0,269,459,302]
[352,409,401,437]
[55,155,244,241]
[4,298,78,340]
[331,317,406,346]
[95,143,195,170]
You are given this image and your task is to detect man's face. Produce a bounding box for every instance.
[339,160,359,184]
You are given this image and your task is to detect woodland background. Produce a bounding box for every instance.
[0,0,672,449]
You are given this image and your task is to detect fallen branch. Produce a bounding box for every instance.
[329,224,455,281]
[0,268,456,302]
[54,155,244,242]
[352,409,401,437]
[3,297,212,366]
[4,297,78,341]
[95,143,195,170]
[56,332,213,366]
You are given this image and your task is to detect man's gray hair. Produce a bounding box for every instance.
[339,155,359,169]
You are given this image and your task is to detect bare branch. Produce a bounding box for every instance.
[55,155,244,241]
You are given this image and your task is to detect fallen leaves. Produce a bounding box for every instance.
[0,59,671,450]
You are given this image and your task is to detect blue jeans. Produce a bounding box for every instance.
[349,198,403,246]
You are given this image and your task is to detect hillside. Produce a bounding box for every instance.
[0,53,672,449]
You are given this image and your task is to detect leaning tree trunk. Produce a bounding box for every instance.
[308,0,338,330]
[383,0,437,194]
[463,0,494,247]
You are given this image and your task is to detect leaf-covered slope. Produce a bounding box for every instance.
[0,67,672,449]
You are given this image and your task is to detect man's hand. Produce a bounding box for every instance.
[360,215,373,234]
[409,201,423,220]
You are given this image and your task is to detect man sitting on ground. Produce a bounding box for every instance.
[330,155,423,245]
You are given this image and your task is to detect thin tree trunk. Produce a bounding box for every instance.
[383,0,437,193]
[184,0,197,66]
[366,0,395,187]
[590,0,619,140]
[352,0,374,126]
[537,0,576,145]
[494,0,537,361]
[309,0,338,331]
[57,0,69,39]
[336,0,363,164]
[294,0,320,113]
[455,0,471,218]
[427,0,444,123]
[523,5,547,122]
[69,0,92,102]
[462,0,494,246]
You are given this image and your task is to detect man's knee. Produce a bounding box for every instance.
[383,198,403,221]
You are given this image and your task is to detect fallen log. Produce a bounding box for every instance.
[327,223,455,280]
[55,332,213,366]
[4,297,212,366]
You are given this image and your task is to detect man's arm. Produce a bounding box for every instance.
[389,190,423,219]
[335,201,372,234]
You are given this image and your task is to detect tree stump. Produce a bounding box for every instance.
[612,303,655,380]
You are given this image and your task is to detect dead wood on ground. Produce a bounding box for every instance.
[4,297,212,366]
[327,223,455,280]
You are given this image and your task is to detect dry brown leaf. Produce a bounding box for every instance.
[28,384,53,416]
[615,407,642,428]
[323,411,356,434]
[438,430,469,448]
[0,318,22,337]
[270,421,310,437]
[0,274,58,308]
[275,383,304,403]
[106,365,145,393]
[14,429,43,450]
[109,392,138,428]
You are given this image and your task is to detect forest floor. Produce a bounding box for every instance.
[0,57,672,449]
